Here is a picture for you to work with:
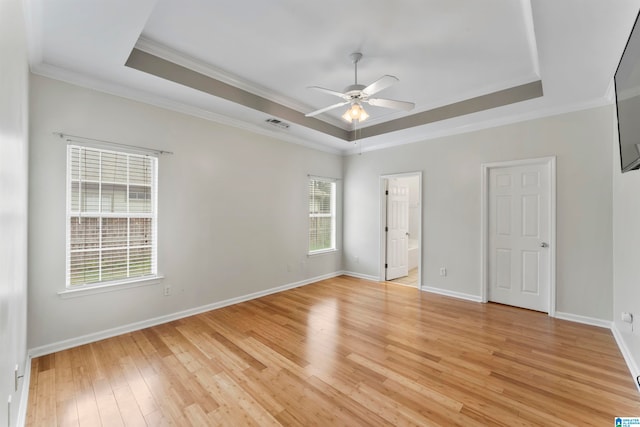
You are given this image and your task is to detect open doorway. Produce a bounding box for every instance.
[380,172,422,288]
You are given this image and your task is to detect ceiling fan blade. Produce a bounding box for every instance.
[362,75,399,97]
[367,98,415,111]
[305,101,350,117]
[308,86,349,99]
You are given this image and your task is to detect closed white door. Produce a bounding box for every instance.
[489,163,550,312]
[386,179,409,280]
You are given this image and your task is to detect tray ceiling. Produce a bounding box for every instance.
[25,0,640,153]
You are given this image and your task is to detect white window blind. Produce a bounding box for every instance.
[66,145,158,287]
[308,177,336,253]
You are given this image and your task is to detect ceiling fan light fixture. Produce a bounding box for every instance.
[358,107,369,121]
[342,102,368,123]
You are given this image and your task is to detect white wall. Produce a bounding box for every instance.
[613,104,640,385]
[28,75,343,351]
[0,0,30,424]
[344,106,614,321]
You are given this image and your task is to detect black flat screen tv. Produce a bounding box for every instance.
[615,9,640,173]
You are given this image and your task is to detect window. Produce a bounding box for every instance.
[66,145,158,287]
[308,177,336,253]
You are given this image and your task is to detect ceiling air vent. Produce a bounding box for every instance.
[265,118,290,130]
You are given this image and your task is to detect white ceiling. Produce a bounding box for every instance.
[24,0,640,154]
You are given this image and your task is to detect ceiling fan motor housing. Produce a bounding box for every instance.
[344,84,366,99]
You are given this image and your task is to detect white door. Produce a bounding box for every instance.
[386,178,409,280]
[488,163,550,312]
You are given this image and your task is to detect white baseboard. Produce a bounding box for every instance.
[421,285,483,303]
[611,323,640,393]
[341,271,380,282]
[16,354,31,427]
[554,311,612,329]
[28,271,342,358]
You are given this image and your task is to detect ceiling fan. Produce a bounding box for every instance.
[305,52,415,123]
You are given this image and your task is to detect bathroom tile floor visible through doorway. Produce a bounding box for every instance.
[389,267,418,287]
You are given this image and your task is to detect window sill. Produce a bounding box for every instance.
[58,275,164,299]
[308,248,339,257]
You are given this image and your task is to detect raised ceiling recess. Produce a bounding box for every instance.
[24,0,640,153]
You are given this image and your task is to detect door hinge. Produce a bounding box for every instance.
[385,226,388,232]
[385,263,388,269]
[385,190,389,195]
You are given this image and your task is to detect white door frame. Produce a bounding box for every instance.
[480,157,556,316]
[379,171,423,287]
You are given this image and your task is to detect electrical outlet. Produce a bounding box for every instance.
[163,284,171,296]
[440,267,447,277]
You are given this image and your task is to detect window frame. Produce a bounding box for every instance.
[64,144,160,291]
[308,176,337,255]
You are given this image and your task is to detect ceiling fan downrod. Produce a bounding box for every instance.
[350,52,363,85]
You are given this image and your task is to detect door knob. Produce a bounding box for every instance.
[540,242,549,248]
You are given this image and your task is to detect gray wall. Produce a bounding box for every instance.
[344,106,614,321]
[0,0,29,424]
[28,75,343,350]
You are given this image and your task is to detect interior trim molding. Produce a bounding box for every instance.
[31,61,612,157]
[611,323,640,392]
[341,271,380,282]
[480,156,557,316]
[378,172,423,286]
[27,271,343,358]
[420,285,483,303]
[125,48,545,144]
[352,80,543,141]
[554,311,612,329]
[125,48,349,140]
[344,96,613,156]
[29,64,342,155]
[16,354,32,427]
[134,36,334,126]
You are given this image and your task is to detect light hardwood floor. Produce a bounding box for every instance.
[27,276,640,426]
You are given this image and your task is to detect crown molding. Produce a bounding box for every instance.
[31,60,612,159]
[135,36,348,131]
[34,60,610,158]
[30,63,344,155]
[344,95,613,155]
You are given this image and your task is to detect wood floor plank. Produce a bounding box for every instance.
[33,368,56,426]
[26,276,640,425]
[52,351,78,427]
[92,378,124,427]
[111,385,147,427]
